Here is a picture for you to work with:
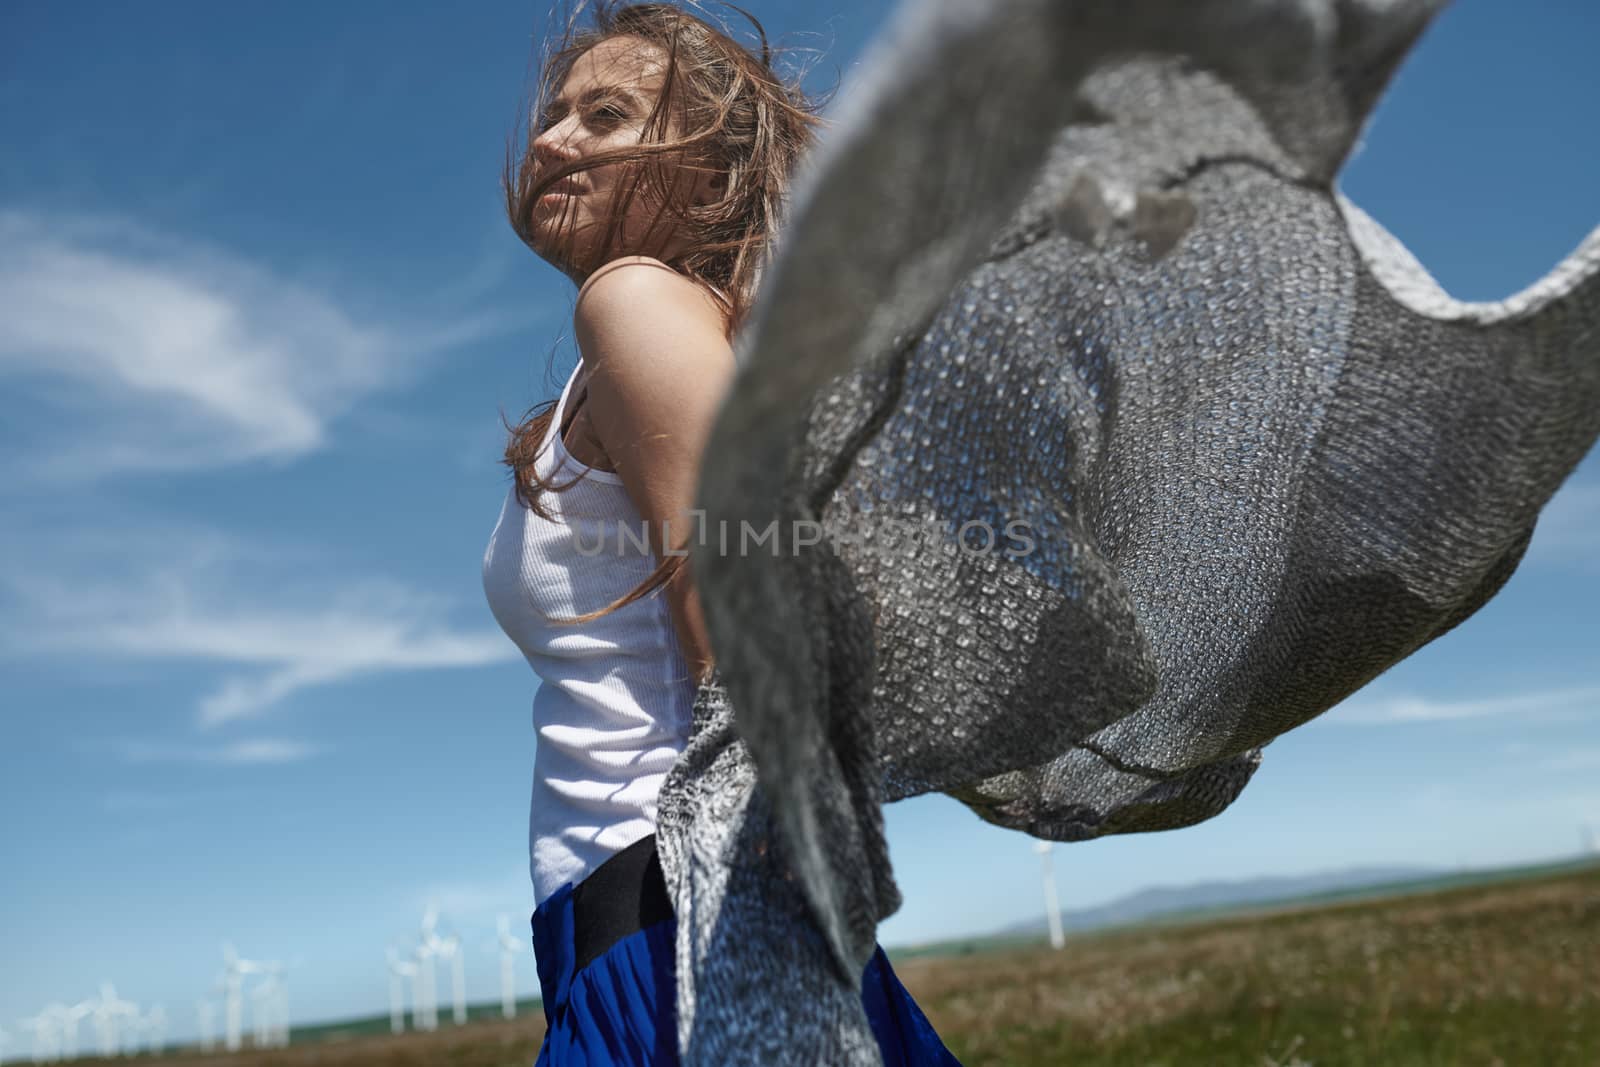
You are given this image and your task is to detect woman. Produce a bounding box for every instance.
[482,3,963,1063]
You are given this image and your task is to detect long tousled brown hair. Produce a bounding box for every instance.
[499,1,830,625]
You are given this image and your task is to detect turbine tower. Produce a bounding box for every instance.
[435,932,467,1025]
[416,908,445,1032]
[18,1009,60,1063]
[58,1000,92,1060]
[196,999,217,1053]
[494,914,528,1019]
[143,1004,168,1056]
[250,972,279,1050]
[43,1004,74,1064]
[419,941,440,1032]
[123,1008,146,1057]
[35,1003,72,1063]
[1034,841,1066,950]
[90,984,137,1057]
[386,948,419,1034]
[273,963,296,1048]
[261,961,296,1048]
[219,942,264,1052]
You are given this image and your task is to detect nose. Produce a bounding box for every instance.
[532,115,582,176]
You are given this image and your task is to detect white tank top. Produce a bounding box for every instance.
[481,361,696,906]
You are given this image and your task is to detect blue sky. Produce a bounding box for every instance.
[2,0,1597,1053]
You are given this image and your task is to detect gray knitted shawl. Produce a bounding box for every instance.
[650,0,1600,1062]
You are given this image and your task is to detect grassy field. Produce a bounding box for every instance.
[902,860,1599,1066]
[58,861,1599,1066]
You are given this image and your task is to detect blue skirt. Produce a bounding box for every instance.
[531,878,963,1065]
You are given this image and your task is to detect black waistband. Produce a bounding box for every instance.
[569,833,674,973]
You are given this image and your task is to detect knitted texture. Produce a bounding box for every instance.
[656,1,1600,1062]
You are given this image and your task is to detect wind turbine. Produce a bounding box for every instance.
[56,1000,91,1060]
[17,1009,60,1063]
[416,908,444,1032]
[40,1004,72,1064]
[196,999,217,1053]
[34,1003,71,1063]
[219,943,264,1051]
[493,914,528,1019]
[385,949,419,1034]
[274,962,297,1048]
[416,940,439,1032]
[250,972,279,1049]
[246,960,294,1049]
[420,909,469,1026]
[433,932,467,1025]
[90,984,137,1057]
[144,1003,167,1056]
[1034,841,1066,950]
[261,960,297,1048]
[123,1007,146,1057]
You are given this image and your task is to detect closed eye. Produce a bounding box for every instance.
[537,102,629,134]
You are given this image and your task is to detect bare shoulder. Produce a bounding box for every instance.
[574,255,730,347]
[569,257,737,493]
[570,257,735,448]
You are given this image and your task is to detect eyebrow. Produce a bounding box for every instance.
[547,86,649,112]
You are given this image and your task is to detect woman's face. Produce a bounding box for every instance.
[530,36,705,278]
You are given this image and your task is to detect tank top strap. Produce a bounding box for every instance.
[545,362,584,454]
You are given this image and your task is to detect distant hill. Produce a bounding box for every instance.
[992,865,1441,939]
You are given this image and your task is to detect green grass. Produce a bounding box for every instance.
[898,860,1600,1066]
[282,999,544,1047]
[62,859,1599,1066]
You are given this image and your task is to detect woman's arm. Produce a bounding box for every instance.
[573,256,736,687]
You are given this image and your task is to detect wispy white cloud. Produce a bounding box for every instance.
[1321,683,1600,725]
[0,209,516,482]
[1,524,520,726]
[114,737,322,765]
[188,611,516,728]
